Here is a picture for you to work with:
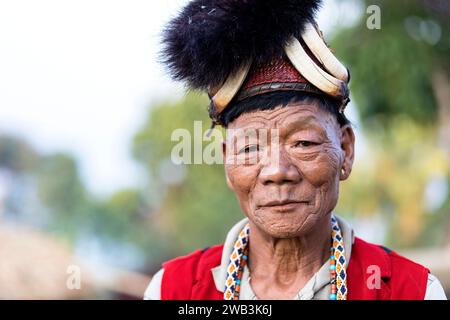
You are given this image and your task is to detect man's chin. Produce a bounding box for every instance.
[252,211,316,238]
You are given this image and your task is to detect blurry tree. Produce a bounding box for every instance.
[35,153,166,264]
[0,134,165,268]
[337,118,449,246]
[333,0,449,127]
[332,0,450,247]
[133,94,242,254]
[0,135,42,223]
[0,135,39,172]
[36,154,86,221]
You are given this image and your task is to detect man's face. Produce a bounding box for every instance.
[223,101,354,238]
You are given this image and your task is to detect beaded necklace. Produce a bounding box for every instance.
[224,215,347,300]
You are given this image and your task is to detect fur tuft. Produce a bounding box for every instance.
[161,0,322,91]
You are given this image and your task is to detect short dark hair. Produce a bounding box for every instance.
[219,91,351,128]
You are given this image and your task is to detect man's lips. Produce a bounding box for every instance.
[259,199,310,208]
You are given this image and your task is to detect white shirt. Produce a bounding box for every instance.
[144,215,447,300]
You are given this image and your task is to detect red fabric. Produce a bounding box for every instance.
[161,244,223,300]
[161,237,429,300]
[347,238,429,300]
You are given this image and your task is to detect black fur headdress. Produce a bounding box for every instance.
[161,0,322,91]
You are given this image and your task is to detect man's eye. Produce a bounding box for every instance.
[295,140,317,147]
[239,145,259,154]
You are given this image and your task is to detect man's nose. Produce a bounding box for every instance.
[258,149,302,185]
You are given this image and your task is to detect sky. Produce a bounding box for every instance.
[0,0,363,196]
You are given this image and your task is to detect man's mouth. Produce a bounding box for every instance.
[259,199,310,211]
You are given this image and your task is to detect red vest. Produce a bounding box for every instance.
[161,237,429,300]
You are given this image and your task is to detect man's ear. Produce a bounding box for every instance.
[339,124,355,181]
[222,141,235,190]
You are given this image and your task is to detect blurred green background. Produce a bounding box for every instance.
[0,0,449,298]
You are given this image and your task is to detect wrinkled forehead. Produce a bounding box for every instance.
[226,102,340,138]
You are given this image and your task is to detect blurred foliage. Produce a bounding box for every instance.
[0,135,39,172]
[332,0,450,127]
[332,0,450,247]
[36,154,86,219]
[133,94,242,253]
[337,119,450,246]
[0,134,167,269]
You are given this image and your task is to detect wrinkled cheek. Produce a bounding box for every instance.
[301,153,340,187]
[300,151,341,211]
[317,179,339,212]
[225,164,258,212]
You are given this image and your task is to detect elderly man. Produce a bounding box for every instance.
[144,0,446,300]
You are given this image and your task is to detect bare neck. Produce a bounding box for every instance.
[247,215,332,298]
